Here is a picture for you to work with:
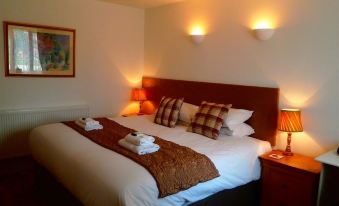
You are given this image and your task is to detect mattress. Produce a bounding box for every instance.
[29,115,271,206]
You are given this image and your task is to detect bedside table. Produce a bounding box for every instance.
[316,149,339,206]
[122,113,145,117]
[260,150,321,206]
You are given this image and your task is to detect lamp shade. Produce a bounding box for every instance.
[131,88,147,101]
[278,109,303,132]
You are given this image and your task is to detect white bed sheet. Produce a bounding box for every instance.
[29,115,271,206]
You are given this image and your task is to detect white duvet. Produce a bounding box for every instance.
[29,115,271,206]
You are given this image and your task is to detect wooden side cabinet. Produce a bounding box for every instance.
[260,150,321,206]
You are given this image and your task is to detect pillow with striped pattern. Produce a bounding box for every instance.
[187,101,231,139]
[154,96,184,128]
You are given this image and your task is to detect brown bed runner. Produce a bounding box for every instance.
[63,118,219,198]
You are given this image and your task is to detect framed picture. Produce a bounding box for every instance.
[3,21,75,77]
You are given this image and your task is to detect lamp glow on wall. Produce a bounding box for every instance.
[278,109,304,156]
[189,26,206,44]
[252,20,275,41]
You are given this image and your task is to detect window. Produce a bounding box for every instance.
[12,29,42,72]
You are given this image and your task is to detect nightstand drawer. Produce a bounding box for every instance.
[266,168,301,192]
[262,165,304,206]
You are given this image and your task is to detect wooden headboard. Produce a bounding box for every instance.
[142,77,279,146]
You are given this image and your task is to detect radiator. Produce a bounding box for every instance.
[0,104,89,159]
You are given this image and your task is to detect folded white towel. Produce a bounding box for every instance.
[78,118,100,127]
[118,139,160,155]
[75,120,103,131]
[125,132,155,146]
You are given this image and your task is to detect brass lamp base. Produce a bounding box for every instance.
[139,101,144,114]
[283,132,294,156]
[283,151,294,156]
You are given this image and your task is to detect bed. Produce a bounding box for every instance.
[30,77,279,206]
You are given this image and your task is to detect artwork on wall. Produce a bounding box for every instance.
[3,21,76,77]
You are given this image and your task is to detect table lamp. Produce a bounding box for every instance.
[278,109,303,156]
[131,88,147,114]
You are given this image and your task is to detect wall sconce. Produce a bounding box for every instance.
[254,28,275,41]
[190,27,205,44]
[191,34,205,44]
[252,21,275,41]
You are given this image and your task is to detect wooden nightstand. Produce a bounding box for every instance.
[260,150,321,206]
[122,113,145,117]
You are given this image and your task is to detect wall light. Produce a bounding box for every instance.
[252,21,275,41]
[189,26,205,44]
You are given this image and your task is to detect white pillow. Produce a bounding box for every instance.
[179,102,199,123]
[229,123,255,137]
[219,127,233,136]
[223,108,253,127]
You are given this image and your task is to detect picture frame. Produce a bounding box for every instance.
[3,21,76,77]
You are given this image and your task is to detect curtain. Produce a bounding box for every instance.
[12,29,42,71]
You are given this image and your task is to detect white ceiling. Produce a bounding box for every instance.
[99,0,185,8]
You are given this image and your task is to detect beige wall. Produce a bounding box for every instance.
[145,0,339,157]
[0,0,144,116]
[0,0,145,158]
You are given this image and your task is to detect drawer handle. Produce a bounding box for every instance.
[280,183,288,189]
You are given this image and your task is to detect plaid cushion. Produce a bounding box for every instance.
[154,97,184,128]
[188,101,231,139]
